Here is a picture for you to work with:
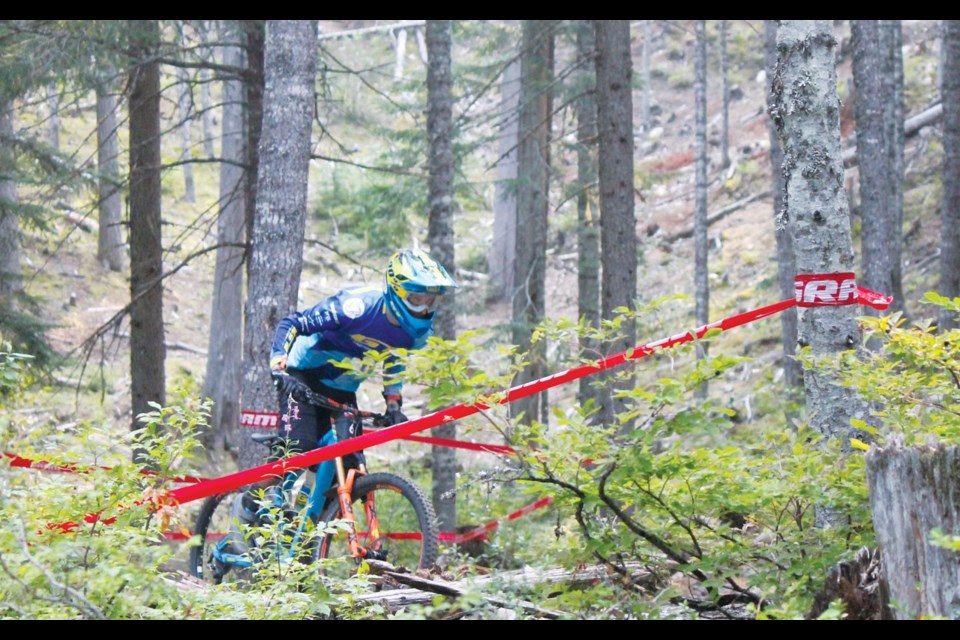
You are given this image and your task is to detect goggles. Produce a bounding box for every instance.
[403,291,439,315]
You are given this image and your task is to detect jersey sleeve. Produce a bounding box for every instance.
[381,329,431,397]
[270,295,353,361]
[382,353,404,397]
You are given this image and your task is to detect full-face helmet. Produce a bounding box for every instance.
[384,249,458,337]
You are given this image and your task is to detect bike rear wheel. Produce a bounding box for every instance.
[189,489,255,586]
[313,472,439,578]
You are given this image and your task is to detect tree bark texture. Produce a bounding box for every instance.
[243,20,265,268]
[176,65,196,203]
[940,20,960,331]
[95,69,126,272]
[851,21,898,321]
[594,19,637,430]
[489,50,520,302]
[866,439,960,619]
[510,20,554,427]
[239,19,318,472]
[719,20,731,170]
[425,19,458,532]
[694,20,709,399]
[880,20,906,316]
[128,19,166,441]
[0,100,22,297]
[202,21,246,461]
[640,21,651,133]
[763,20,801,390]
[575,20,601,412]
[773,20,869,448]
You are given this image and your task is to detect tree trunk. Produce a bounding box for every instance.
[239,19,317,472]
[199,20,217,160]
[95,68,127,273]
[639,20,652,133]
[773,20,870,458]
[201,21,246,463]
[880,20,906,317]
[594,19,637,431]
[243,19,265,272]
[425,19,458,533]
[575,20,601,413]
[763,20,802,391]
[851,21,896,325]
[939,20,960,331]
[127,19,166,447]
[866,439,960,619]
[719,21,731,170]
[176,65,196,203]
[489,27,520,302]
[693,20,709,400]
[0,100,22,297]
[510,20,554,428]
[45,83,59,152]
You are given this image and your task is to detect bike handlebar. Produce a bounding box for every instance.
[273,371,387,425]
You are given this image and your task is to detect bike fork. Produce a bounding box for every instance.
[334,457,366,562]
[334,458,386,562]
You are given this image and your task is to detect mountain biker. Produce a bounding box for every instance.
[227,248,458,549]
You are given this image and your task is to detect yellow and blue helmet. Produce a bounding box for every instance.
[384,249,458,337]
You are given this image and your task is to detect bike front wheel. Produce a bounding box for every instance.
[313,472,439,578]
[189,489,255,586]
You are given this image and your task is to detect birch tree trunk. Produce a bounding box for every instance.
[594,19,637,431]
[693,20,709,400]
[772,21,869,454]
[763,20,801,391]
[239,19,317,472]
[201,21,246,462]
[425,19,458,532]
[128,19,166,446]
[95,68,126,272]
[866,439,960,619]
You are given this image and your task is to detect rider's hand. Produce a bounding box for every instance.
[272,371,307,399]
[270,354,288,372]
[383,394,407,426]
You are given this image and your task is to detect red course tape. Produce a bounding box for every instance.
[23,277,890,534]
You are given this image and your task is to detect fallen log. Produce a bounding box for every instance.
[842,102,942,168]
[662,191,771,243]
[353,561,657,614]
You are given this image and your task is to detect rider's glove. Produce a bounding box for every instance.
[383,394,407,426]
[272,371,307,399]
[270,354,288,372]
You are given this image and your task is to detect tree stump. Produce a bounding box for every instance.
[866,438,960,619]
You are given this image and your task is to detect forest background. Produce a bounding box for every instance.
[0,19,957,620]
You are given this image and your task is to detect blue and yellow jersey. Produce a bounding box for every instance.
[270,286,430,395]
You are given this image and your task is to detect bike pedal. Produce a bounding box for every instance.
[364,549,389,562]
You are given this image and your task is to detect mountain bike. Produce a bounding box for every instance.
[189,378,440,585]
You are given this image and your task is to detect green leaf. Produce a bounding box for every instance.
[849,438,870,452]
